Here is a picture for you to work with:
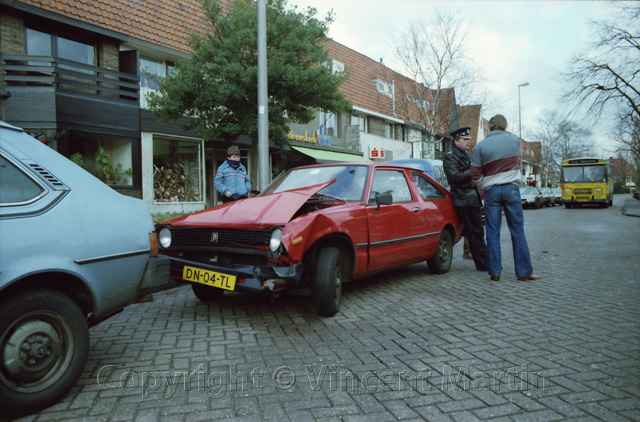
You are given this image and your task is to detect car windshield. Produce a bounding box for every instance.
[266,165,369,201]
[520,187,538,195]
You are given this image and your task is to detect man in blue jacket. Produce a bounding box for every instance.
[215,145,251,203]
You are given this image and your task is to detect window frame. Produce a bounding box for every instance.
[25,27,96,66]
[0,153,48,207]
[411,172,447,201]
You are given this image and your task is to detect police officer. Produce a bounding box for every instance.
[443,127,489,272]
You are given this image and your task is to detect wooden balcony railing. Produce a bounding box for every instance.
[2,54,139,103]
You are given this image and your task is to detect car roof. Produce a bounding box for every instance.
[289,162,420,170]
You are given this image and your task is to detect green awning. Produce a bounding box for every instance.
[291,145,370,163]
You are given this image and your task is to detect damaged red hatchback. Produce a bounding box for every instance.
[156,162,462,316]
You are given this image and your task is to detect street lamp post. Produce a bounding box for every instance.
[518,82,530,186]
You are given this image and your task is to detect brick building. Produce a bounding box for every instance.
[1,0,460,214]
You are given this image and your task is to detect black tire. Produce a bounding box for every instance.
[191,283,225,301]
[565,204,571,209]
[0,289,89,418]
[313,246,346,317]
[427,230,453,274]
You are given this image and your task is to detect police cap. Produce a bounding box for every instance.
[449,127,471,139]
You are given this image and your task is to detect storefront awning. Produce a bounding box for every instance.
[291,146,371,163]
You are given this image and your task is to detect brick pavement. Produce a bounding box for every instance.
[11,195,640,421]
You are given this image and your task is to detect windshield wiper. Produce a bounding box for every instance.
[312,192,345,202]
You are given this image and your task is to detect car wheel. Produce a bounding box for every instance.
[427,230,453,274]
[191,283,225,301]
[313,246,346,317]
[0,289,89,418]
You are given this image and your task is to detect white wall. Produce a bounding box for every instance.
[359,132,413,161]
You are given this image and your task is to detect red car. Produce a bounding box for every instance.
[156,162,462,316]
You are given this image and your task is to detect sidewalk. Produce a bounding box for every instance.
[622,198,640,217]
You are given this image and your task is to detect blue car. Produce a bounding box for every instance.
[0,121,171,416]
[388,158,450,189]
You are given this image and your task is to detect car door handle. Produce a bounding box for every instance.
[413,207,421,213]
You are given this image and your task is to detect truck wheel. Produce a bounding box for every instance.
[313,246,346,317]
[0,289,89,418]
[191,283,224,301]
[427,230,453,274]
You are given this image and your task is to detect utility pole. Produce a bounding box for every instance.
[257,0,269,190]
[518,82,530,186]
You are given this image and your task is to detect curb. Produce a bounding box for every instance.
[622,198,640,218]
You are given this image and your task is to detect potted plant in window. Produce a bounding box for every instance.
[94,146,132,185]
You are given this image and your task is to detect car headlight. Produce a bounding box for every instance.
[595,189,602,194]
[159,227,172,249]
[565,189,571,195]
[269,228,283,253]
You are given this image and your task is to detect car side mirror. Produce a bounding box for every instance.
[374,192,393,210]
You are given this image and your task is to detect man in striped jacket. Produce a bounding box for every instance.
[470,114,541,282]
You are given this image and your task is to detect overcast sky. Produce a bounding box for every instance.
[290,0,623,155]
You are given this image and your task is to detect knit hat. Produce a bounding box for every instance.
[227,145,240,156]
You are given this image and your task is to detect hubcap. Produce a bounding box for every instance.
[1,312,72,392]
[334,263,342,304]
[440,238,450,263]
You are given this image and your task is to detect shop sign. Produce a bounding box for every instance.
[288,130,332,145]
[288,130,318,144]
[370,147,385,159]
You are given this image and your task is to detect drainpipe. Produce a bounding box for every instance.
[392,80,396,118]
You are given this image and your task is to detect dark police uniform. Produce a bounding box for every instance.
[443,127,489,271]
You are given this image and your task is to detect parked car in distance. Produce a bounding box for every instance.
[388,158,450,189]
[538,187,556,207]
[520,187,544,209]
[633,191,639,200]
[0,121,171,417]
[157,162,463,317]
[552,187,563,205]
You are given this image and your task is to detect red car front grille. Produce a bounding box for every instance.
[170,227,272,248]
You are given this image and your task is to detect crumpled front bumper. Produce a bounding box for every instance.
[166,255,303,292]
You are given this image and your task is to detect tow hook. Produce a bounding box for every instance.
[263,279,287,291]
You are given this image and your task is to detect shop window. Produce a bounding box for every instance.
[153,137,203,203]
[67,133,133,186]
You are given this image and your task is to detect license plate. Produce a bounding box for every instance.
[182,265,236,291]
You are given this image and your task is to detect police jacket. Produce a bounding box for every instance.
[443,146,482,207]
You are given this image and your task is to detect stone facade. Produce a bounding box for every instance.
[0,10,26,120]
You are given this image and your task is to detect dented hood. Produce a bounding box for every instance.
[163,181,333,228]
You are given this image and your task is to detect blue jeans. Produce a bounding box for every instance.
[483,184,533,278]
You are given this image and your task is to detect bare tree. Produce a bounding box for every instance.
[532,111,563,185]
[556,120,594,162]
[533,110,595,168]
[562,3,639,136]
[394,9,484,158]
[615,115,640,187]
